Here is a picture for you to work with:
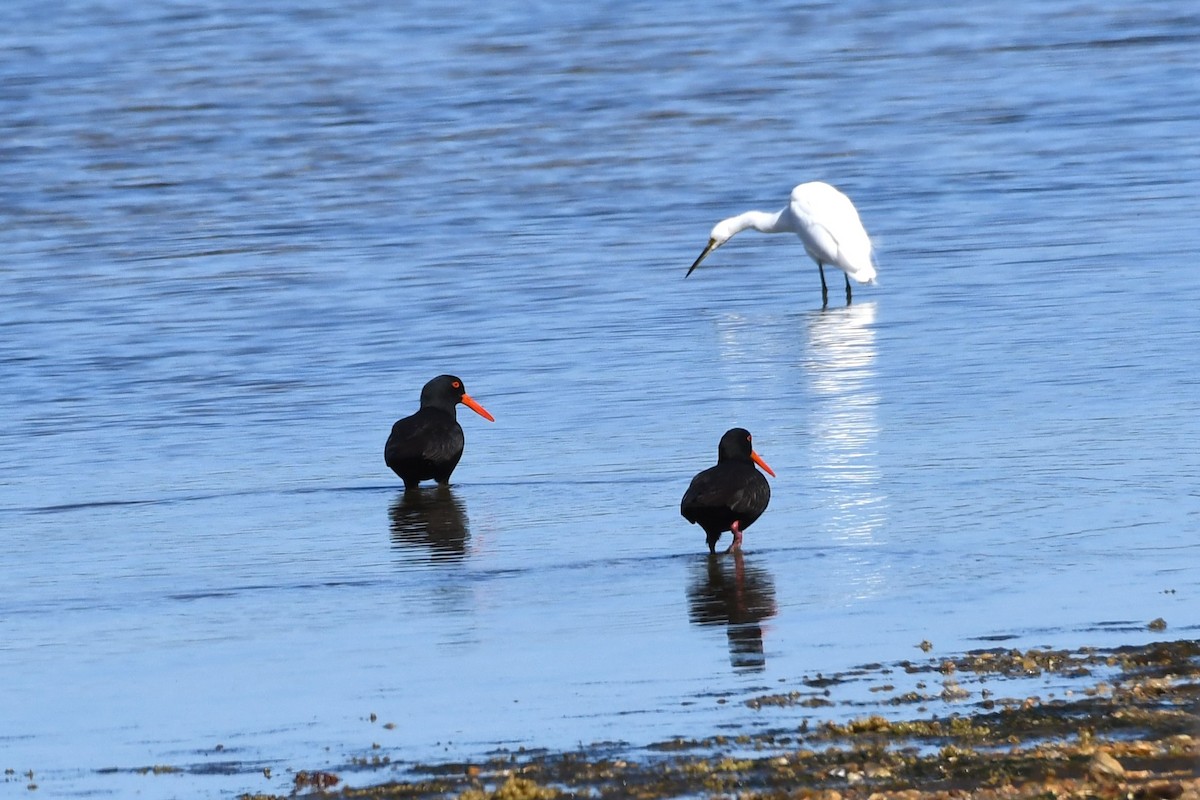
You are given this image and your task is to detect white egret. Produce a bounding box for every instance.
[687,182,876,306]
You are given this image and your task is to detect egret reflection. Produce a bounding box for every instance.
[803,302,888,598]
[389,487,470,563]
[804,303,885,540]
[713,302,887,599]
[686,552,777,672]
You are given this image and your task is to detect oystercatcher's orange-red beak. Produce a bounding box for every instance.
[461,393,495,422]
[751,450,775,478]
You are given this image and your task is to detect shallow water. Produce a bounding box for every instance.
[3,0,1200,796]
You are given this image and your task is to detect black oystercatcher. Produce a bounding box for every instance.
[385,375,494,489]
[681,428,774,553]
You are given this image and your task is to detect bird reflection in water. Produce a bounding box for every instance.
[388,487,470,563]
[686,552,778,672]
[805,302,882,532]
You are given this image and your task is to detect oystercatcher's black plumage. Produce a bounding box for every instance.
[385,375,494,490]
[681,428,774,553]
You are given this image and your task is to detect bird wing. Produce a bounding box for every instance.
[385,411,463,464]
[681,468,724,520]
[789,183,875,279]
[727,472,771,517]
[681,466,770,519]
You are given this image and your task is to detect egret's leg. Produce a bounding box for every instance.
[844,272,853,304]
[818,263,829,307]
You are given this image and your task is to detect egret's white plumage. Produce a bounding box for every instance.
[687,182,876,305]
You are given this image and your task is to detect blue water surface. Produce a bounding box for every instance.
[2,1,1199,797]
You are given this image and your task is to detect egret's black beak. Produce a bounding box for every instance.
[686,239,718,278]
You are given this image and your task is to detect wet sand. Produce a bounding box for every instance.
[240,638,1199,800]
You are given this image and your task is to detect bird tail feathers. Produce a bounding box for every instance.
[847,261,877,285]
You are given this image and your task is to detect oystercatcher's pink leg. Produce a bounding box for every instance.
[726,520,743,553]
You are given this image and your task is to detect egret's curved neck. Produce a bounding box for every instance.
[726,209,789,236]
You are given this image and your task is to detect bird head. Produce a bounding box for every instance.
[718,428,776,477]
[421,375,495,421]
[686,220,739,277]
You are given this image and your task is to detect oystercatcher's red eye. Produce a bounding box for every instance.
[452,381,461,388]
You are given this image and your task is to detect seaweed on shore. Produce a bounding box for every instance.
[240,639,1200,800]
